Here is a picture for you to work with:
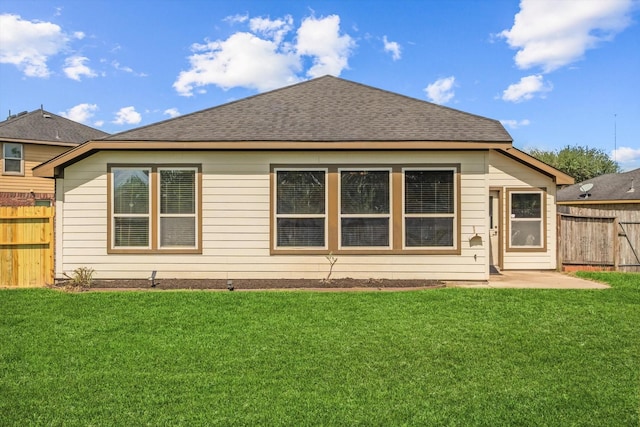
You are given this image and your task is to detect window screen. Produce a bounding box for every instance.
[113,168,150,247]
[276,170,326,247]
[340,170,390,247]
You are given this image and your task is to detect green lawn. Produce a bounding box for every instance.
[1,272,638,426]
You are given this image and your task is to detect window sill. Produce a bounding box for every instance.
[108,248,202,255]
[506,247,547,253]
[271,248,460,255]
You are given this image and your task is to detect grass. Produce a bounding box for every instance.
[1,272,638,426]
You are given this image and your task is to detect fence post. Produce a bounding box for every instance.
[556,213,563,271]
[614,217,619,271]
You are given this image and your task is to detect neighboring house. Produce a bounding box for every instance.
[558,168,640,271]
[0,108,108,206]
[34,76,573,282]
[558,168,639,209]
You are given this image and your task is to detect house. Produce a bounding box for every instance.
[0,108,108,206]
[557,168,640,271]
[33,76,573,282]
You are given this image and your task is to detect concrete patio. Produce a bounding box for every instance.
[448,270,610,289]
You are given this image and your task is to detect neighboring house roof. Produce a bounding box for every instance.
[0,108,108,146]
[33,75,572,185]
[103,75,513,143]
[557,168,640,204]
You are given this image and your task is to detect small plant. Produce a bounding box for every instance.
[321,252,338,284]
[63,267,95,291]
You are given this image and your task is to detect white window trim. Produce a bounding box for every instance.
[401,167,458,250]
[509,190,544,249]
[157,167,199,250]
[338,167,393,250]
[111,167,152,250]
[273,167,329,250]
[2,142,24,175]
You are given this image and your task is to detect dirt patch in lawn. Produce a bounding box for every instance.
[59,278,444,291]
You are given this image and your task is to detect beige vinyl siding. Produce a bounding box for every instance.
[55,150,498,281]
[1,143,71,193]
[488,150,558,270]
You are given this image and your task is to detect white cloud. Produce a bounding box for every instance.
[173,32,300,95]
[499,0,635,72]
[612,146,640,166]
[112,60,147,77]
[424,76,456,104]
[296,15,355,78]
[224,14,249,24]
[112,61,133,73]
[174,14,356,96]
[383,36,401,60]
[112,106,141,125]
[502,74,552,102]
[0,13,69,77]
[59,103,98,123]
[249,15,293,44]
[94,120,104,127]
[63,56,97,80]
[73,31,85,40]
[500,119,531,129]
[164,108,180,118]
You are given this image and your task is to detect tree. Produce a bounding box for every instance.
[527,145,620,183]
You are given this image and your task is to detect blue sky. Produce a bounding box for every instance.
[1,0,639,169]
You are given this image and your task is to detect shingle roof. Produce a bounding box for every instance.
[0,109,108,144]
[104,75,512,143]
[557,168,640,202]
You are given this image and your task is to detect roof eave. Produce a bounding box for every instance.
[33,139,512,178]
[496,147,575,185]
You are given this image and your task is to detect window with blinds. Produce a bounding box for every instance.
[109,165,200,252]
[271,164,460,254]
[340,169,391,247]
[275,169,326,247]
[404,169,455,247]
[159,168,197,248]
[113,168,151,248]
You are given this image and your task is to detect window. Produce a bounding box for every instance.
[113,168,150,248]
[271,164,460,254]
[508,189,545,251]
[404,169,455,248]
[109,165,201,253]
[275,169,327,248]
[340,169,391,247]
[3,143,23,175]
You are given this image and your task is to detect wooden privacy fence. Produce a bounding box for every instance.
[0,206,54,287]
[558,213,640,272]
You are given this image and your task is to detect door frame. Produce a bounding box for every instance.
[489,187,503,271]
